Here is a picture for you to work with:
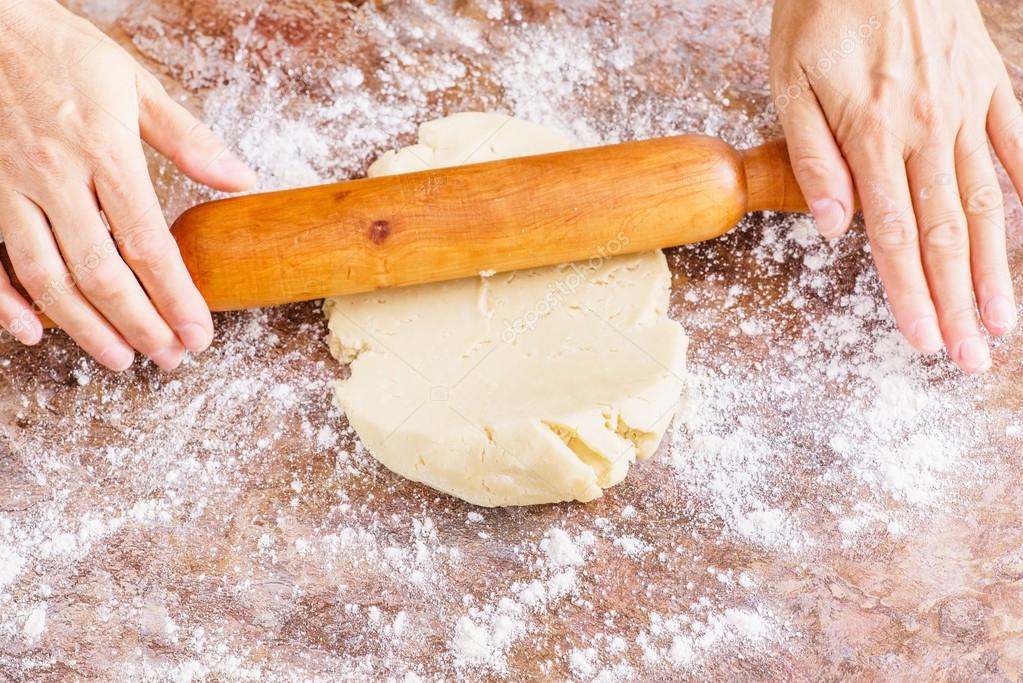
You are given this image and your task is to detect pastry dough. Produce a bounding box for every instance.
[324,113,687,506]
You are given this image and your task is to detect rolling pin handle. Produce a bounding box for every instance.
[741,140,810,214]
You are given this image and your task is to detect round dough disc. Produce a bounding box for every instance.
[325,112,688,507]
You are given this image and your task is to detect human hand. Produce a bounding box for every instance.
[0,0,256,370]
[770,0,1022,373]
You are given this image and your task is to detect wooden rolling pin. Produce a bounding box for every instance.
[6,136,808,317]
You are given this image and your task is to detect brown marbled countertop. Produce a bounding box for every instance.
[2,1,1023,680]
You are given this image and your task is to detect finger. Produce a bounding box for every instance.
[956,128,1016,337]
[0,193,135,371]
[44,183,185,370]
[777,91,856,238]
[845,145,944,355]
[136,71,257,192]
[95,140,215,354]
[988,77,1023,202]
[0,263,42,345]
[907,146,991,373]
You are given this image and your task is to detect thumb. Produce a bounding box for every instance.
[778,95,856,239]
[137,72,258,193]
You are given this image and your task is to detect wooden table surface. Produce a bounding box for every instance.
[2,1,1023,680]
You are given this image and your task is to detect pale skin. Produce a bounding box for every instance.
[1,2,1020,373]
[771,0,1023,374]
[0,0,256,371]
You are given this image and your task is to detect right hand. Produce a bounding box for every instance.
[0,0,257,371]
[770,0,1023,373]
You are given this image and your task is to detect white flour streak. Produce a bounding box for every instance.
[672,216,984,551]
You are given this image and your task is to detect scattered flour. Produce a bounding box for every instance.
[0,1,1009,681]
[0,548,25,590]
[635,605,777,669]
[22,605,46,643]
[613,536,650,558]
[673,215,984,551]
[673,374,809,551]
[451,527,594,672]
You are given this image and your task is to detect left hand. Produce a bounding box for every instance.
[0,0,257,371]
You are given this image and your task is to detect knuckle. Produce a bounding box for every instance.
[119,323,165,354]
[24,143,65,176]
[922,215,969,251]
[1001,121,1023,156]
[74,259,123,298]
[791,155,833,185]
[14,258,51,292]
[972,262,1005,287]
[77,138,113,170]
[964,183,1005,217]
[911,94,944,134]
[95,168,136,205]
[941,304,982,331]
[117,228,174,272]
[94,145,132,178]
[853,110,894,143]
[0,154,21,178]
[864,180,900,210]
[870,213,919,251]
[870,78,899,103]
[893,286,935,306]
[16,259,66,299]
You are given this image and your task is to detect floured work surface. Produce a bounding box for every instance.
[2,1,1023,680]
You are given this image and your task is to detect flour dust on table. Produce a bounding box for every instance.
[324,113,688,506]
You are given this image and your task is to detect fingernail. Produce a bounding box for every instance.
[176,323,211,353]
[912,317,944,354]
[212,151,257,183]
[810,198,847,238]
[98,345,135,372]
[984,295,1018,334]
[956,336,992,373]
[8,316,42,345]
[148,345,185,372]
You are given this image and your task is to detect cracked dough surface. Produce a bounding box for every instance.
[324,112,687,507]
